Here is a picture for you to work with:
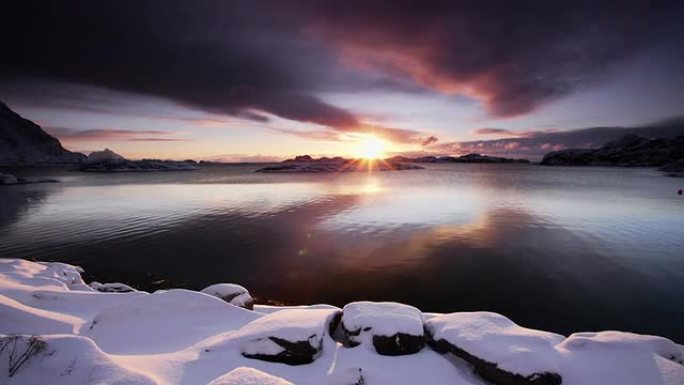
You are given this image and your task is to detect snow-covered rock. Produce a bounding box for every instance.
[229,308,340,365]
[0,334,158,385]
[89,281,137,293]
[339,301,425,356]
[426,312,564,385]
[83,289,260,354]
[202,283,254,309]
[207,367,294,385]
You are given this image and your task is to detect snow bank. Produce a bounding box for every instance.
[0,334,157,385]
[340,301,425,355]
[0,259,91,295]
[0,258,682,385]
[557,331,684,385]
[0,294,81,335]
[83,289,259,354]
[201,283,254,309]
[207,367,294,385]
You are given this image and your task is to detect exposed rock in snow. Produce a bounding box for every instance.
[89,281,137,293]
[0,334,157,385]
[338,301,425,356]
[0,101,86,165]
[202,283,254,310]
[230,308,340,365]
[87,148,127,162]
[426,312,564,385]
[82,289,259,354]
[207,367,294,385]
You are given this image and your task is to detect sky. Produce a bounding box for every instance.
[2,1,684,161]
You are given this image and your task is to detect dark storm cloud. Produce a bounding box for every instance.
[2,1,683,140]
[300,1,684,116]
[432,117,684,157]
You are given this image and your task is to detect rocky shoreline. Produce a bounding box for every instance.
[1,259,682,385]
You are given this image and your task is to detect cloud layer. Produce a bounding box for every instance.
[3,1,683,146]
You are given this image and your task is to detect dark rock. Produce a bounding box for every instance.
[372,333,425,356]
[242,336,322,365]
[0,100,86,165]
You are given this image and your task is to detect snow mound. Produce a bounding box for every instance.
[426,312,564,385]
[0,259,90,294]
[207,367,294,385]
[0,294,81,335]
[560,331,683,364]
[340,301,425,355]
[0,334,157,385]
[557,331,684,385]
[228,308,340,365]
[83,289,259,354]
[202,283,254,309]
[26,289,147,322]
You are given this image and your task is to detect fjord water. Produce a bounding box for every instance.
[1,164,683,341]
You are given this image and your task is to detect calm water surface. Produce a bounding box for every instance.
[1,164,683,341]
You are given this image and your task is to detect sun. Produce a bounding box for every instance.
[357,136,387,160]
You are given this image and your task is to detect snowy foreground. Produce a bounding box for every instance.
[0,259,682,385]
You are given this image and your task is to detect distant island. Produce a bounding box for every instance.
[388,153,531,164]
[541,134,684,175]
[256,155,424,173]
[79,148,199,172]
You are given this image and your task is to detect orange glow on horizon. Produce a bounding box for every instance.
[355,136,387,159]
